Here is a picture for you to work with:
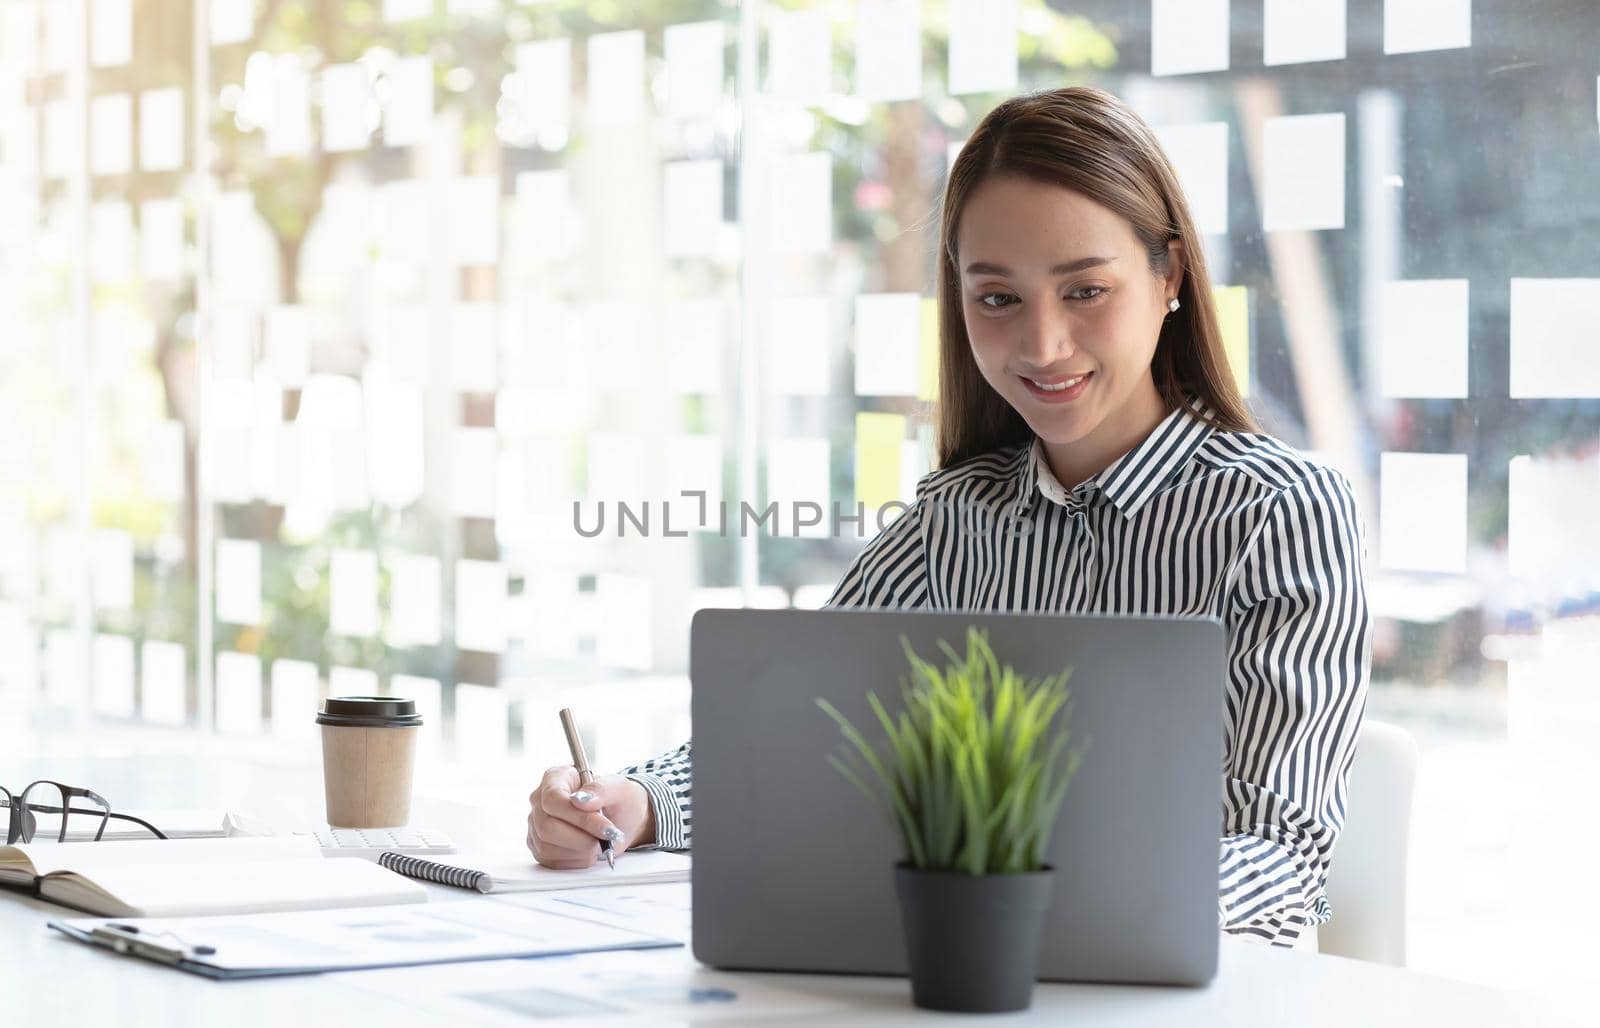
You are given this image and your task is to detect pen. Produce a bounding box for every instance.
[558,707,614,870]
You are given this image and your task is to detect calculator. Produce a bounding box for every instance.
[292,826,457,861]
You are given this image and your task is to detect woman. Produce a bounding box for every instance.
[526,86,1370,951]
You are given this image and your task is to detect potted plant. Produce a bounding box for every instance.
[818,626,1087,1013]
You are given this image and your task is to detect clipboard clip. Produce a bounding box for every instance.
[89,923,217,964]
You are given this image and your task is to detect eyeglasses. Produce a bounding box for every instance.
[1,780,168,845]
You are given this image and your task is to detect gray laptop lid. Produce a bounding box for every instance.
[690,608,1225,987]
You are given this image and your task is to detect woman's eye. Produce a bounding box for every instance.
[978,293,1017,309]
[1069,286,1106,301]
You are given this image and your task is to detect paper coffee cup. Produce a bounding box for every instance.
[317,696,422,828]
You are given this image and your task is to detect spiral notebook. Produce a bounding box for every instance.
[377,849,690,894]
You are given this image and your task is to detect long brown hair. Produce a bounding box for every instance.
[935,87,1255,469]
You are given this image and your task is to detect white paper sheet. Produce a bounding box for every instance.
[455,560,507,653]
[582,303,642,394]
[1262,112,1345,232]
[855,0,921,103]
[512,169,573,264]
[524,572,579,660]
[140,640,187,726]
[215,651,263,735]
[663,159,723,258]
[597,574,652,670]
[321,62,373,152]
[90,93,131,174]
[453,682,508,759]
[1506,454,1600,585]
[90,0,132,67]
[767,8,831,106]
[664,298,723,395]
[516,38,571,144]
[948,0,1017,96]
[853,292,921,396]
[1379,452,1468,573]
[383,55,434,147]
[1155,122,1228,236]
[1384,0,1471,54]
[265,54,312,157]
[215,538,262,625]
[1151,0,1229,76]
[664,20,724,119]
[93,633,135,718]
[766,437,831,539]
[376,178,428,265]
[769,152,831,255]
[1508,278,1600,398]
[451,428,500,520]
[450,302,499,392]
[767,295,832,395]
[387,554,441,648]
[587,30,645,125]
[1264,0,1346,66]
[330,548,380,638]
[1379,279,1469,398]
[365,382,425,508]
[450,174,500,266]
[269,658,318,742]
[139,87,185,171]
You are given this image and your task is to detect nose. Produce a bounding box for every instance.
[1017,298,1076,368]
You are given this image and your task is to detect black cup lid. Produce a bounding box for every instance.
[316,696,422,728]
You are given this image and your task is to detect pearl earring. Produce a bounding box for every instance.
[1167,297,1181,313]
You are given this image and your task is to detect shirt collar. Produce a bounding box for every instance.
[1016,396,1219,520]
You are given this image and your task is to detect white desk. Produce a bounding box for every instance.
[0,752,1579,1026]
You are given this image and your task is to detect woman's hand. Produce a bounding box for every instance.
[526,766,656,869]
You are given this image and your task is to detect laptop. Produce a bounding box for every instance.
[689,608,1226,987]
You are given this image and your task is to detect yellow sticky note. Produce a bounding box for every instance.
[918,297,940,402]
[855,412,905,512]
[1213,284,1250,398]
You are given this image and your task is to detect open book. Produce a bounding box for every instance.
[378,848,691,894]
[1,836,425,917]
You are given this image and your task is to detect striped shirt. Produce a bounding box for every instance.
[623,397,1372,948]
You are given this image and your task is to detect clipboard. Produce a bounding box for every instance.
[48,900,682,980]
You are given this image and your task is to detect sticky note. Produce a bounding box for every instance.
[1262,112,1345,232]
[586,432,642,503]
[388,674,442,757]
[512,169,573,264]
[1264,0,1346,66]
[365,383,425,508]
[90,0,132,67]
[373,297,429,382]
[211,190,267,289]
[383,55,433,147]
[516,39,571,145]
[450,175,500,266]
[1379,452,1467,573]
[453,682,508,761]
[525,572,579,659]
[1380,279,1469,398]
[215,651,263,735]
[270,659,318,743]
[918,297,940,401]
[854,293,921,396]
[455,559,507,653]
[587,30,645,125]
[665,434,722,532]
[139,87,185,171]
[92,529,134,610]
[765,437,831,540]
[451,428,499,520]
[1506,455,1600,584]
[90,202,135,282]
[329,666,379,698]
[318,181,373,272]
[139,197,185,280]
[215,538,262,625]
[948,0,1017,96]
[1384,0,1471,54]
[582,303,642,394]
[321,63,373,152]
[1152,0,1229,76]
[769,152,831,255]
[1213,285,1251,398]
[855,0,921,103]
[144,419,185,502]
[663,159,723,258]
[210,0,252,45]
[264,305,312,387]
[90,93,132,174]
[596,574,652,670]
[665,298,723,395]
[1509,279,1600,398]
[767,295,832,395]
[140,640,187,726]
[330,549,380,638]
[42,0,80,71]
[1155,122,1228,236]
[451,302,499,392]
[767,8,831,106]
[376,178,428,264]
[43,98,80,178]
[855,412,905,515]
[387,554,441,648]
[92,634,135,718]
[266,55,312,157]
[664,21,724,119]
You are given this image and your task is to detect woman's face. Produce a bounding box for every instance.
[956,174,1182,482]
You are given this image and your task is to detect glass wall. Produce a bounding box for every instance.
[2,0,1595,992]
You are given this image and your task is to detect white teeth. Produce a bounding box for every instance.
[1029,374,1086,392]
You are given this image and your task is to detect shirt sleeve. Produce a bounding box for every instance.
[1218,468,1372,947]
[618,500,931,853]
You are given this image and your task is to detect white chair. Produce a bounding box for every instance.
[1319,719,1419,965]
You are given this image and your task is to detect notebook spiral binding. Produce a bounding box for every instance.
[378,851,490,893]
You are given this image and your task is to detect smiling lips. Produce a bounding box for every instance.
[1020,370,1094,402]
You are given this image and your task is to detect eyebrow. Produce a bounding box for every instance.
[962,256,1119,277]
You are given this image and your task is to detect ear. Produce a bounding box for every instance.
[1164,238,1186,303]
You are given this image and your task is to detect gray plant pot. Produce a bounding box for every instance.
[893,863,1055,1013]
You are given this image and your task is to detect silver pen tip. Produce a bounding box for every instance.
[605,850,616,870]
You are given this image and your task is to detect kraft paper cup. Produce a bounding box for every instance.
[316,696,422,828]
